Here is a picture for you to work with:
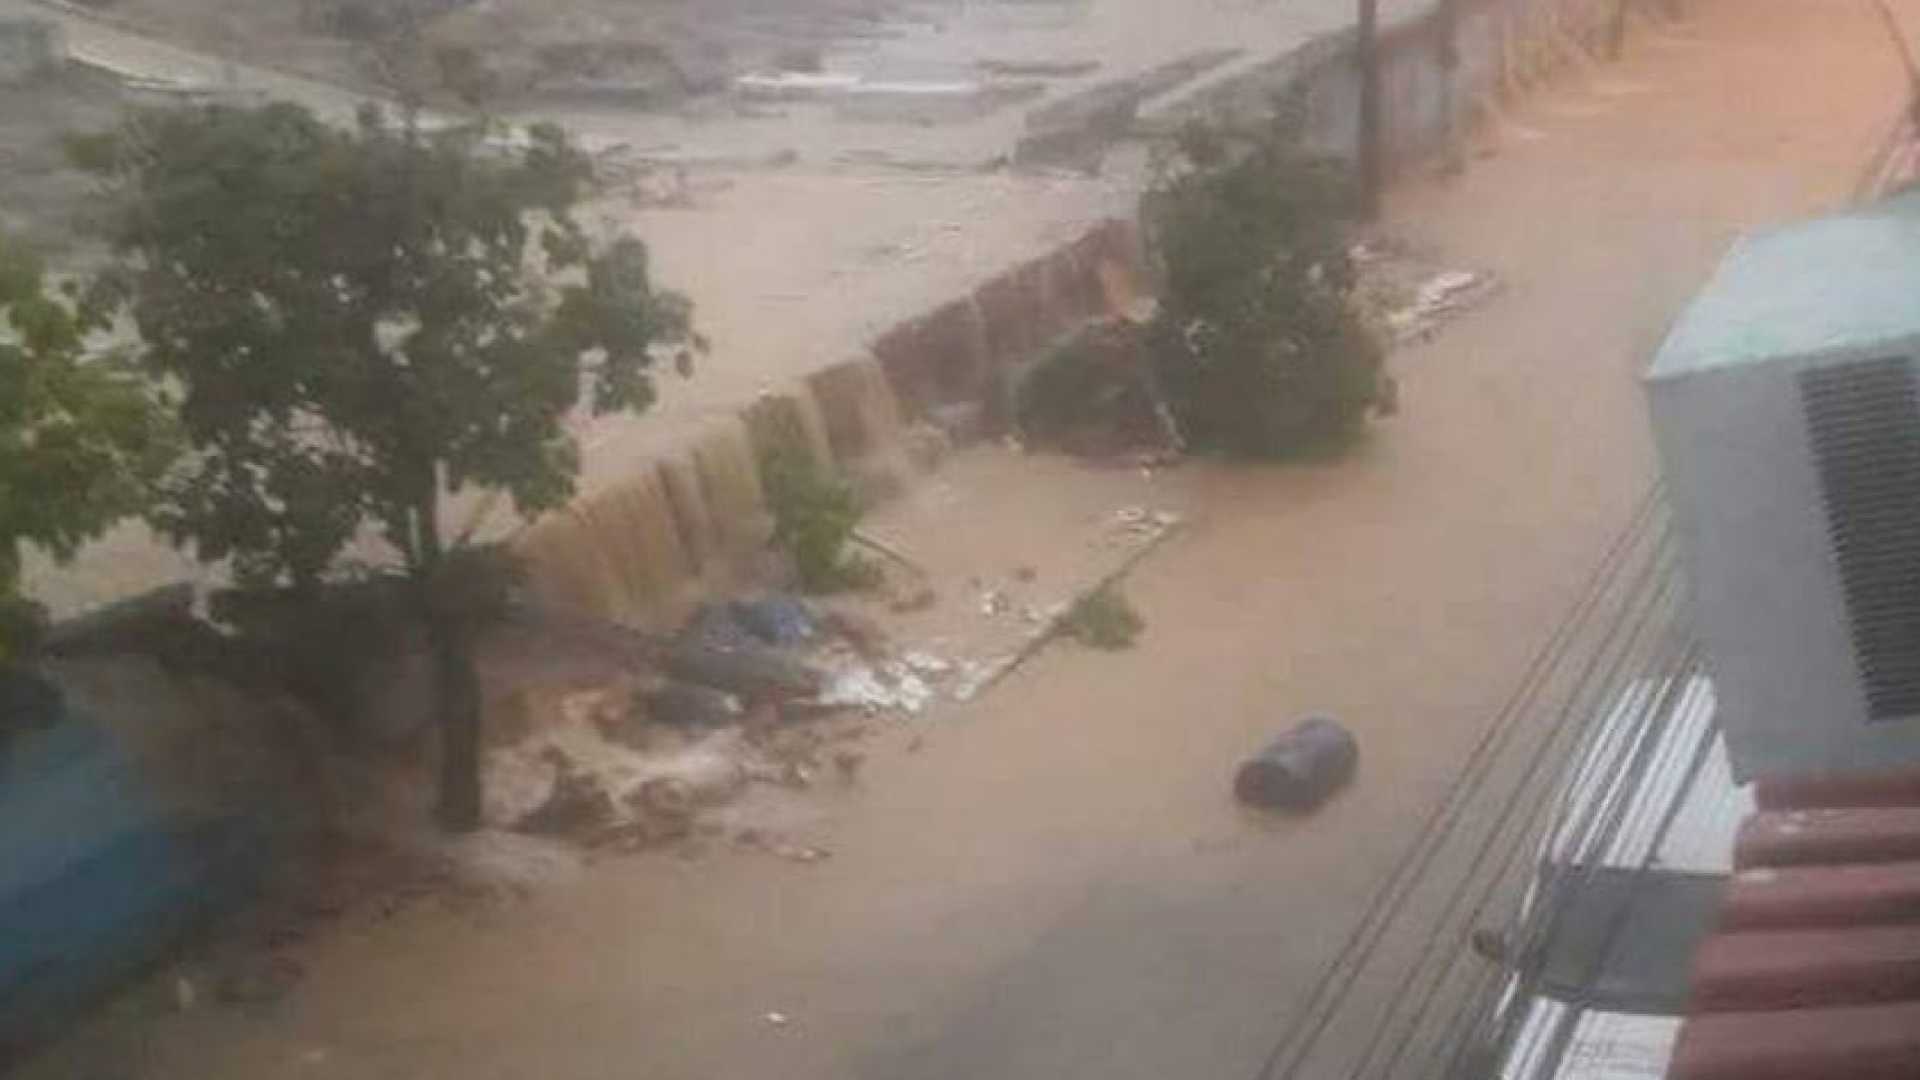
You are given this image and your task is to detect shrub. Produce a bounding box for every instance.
[1060,585,1143,650]
[759,444,873,593]
[1014,319,1168,456]
[1144,106,1389,458]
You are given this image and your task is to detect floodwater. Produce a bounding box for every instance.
[19,0,1906,1077]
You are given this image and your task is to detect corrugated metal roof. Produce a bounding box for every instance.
[1489,677,1742,1080]
[1655,738,1753,874]
[1547,678,1750,873]
[1502,997,1681,1080]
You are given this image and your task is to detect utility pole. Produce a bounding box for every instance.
[1357,0,1382,218]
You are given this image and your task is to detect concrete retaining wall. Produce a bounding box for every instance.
[511,0,1607,627]
[513,216,1148,628]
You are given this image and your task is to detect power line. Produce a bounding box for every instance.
[1252,486,1666,1080]
[1354,534,1684,1080]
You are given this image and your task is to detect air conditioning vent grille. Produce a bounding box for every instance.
[1800,356,1920,722]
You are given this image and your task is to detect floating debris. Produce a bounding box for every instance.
[950,655,1017,703]
[901,650,953,677]
[817,658,936,716]
[1101,506,1184,547]
[771,843,831,864]
[1384,268,1502,345]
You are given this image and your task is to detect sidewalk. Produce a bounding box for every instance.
[20,2,1910,1078]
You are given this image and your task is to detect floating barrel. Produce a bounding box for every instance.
[1234,715,1359,811]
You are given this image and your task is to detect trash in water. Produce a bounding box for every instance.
[889,586,938,614]
[1385,268,1501,345]
[668,639,823,700]
[950,655,1015,703]
[730,594,819,647]
[817,658,935,717]
[515,753,618,835]
[682,601,761,652]
[1101,506,1183,547]
[901,650,952,676]
[646,681,745,730]
[771,843,831,863]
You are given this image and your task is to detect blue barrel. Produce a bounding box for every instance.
[1234,715,1358,811]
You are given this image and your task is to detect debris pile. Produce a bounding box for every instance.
[1351,239,1503,347]
[478,592,960,855]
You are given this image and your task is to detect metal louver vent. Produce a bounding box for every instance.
[1800,356,1920,722]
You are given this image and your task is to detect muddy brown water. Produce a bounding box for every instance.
[19,1,1913,1077]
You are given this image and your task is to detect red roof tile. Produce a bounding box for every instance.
[1721,861,1920,930]
[1734,807,1920,868]
[1756,766,1920,811]
[1667,764,1920,1079]
[1668,1000,1920,1080]
[1688,925,1920,1012]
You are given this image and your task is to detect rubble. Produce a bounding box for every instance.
[816,653,937,717]
[668,598,828,700]
[667,639,822,700]
[951,655,1017,703]
[729,595,819,647]
[515,755,619,836]
[888,585,938,614]
[470,562,1162,860]
[646,681,745,730]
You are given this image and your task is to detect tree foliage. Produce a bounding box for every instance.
[0,235,174,657]
[760,442,866,593]
[1144,107,1389,458]
[79,103,700,826]
[81,103,697,587]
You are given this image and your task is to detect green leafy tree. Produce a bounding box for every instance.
[79,103,700,829]
[0,235,175,660]
[1144,107,1389,458]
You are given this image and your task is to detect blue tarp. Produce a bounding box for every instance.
[0,677,264,1050]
